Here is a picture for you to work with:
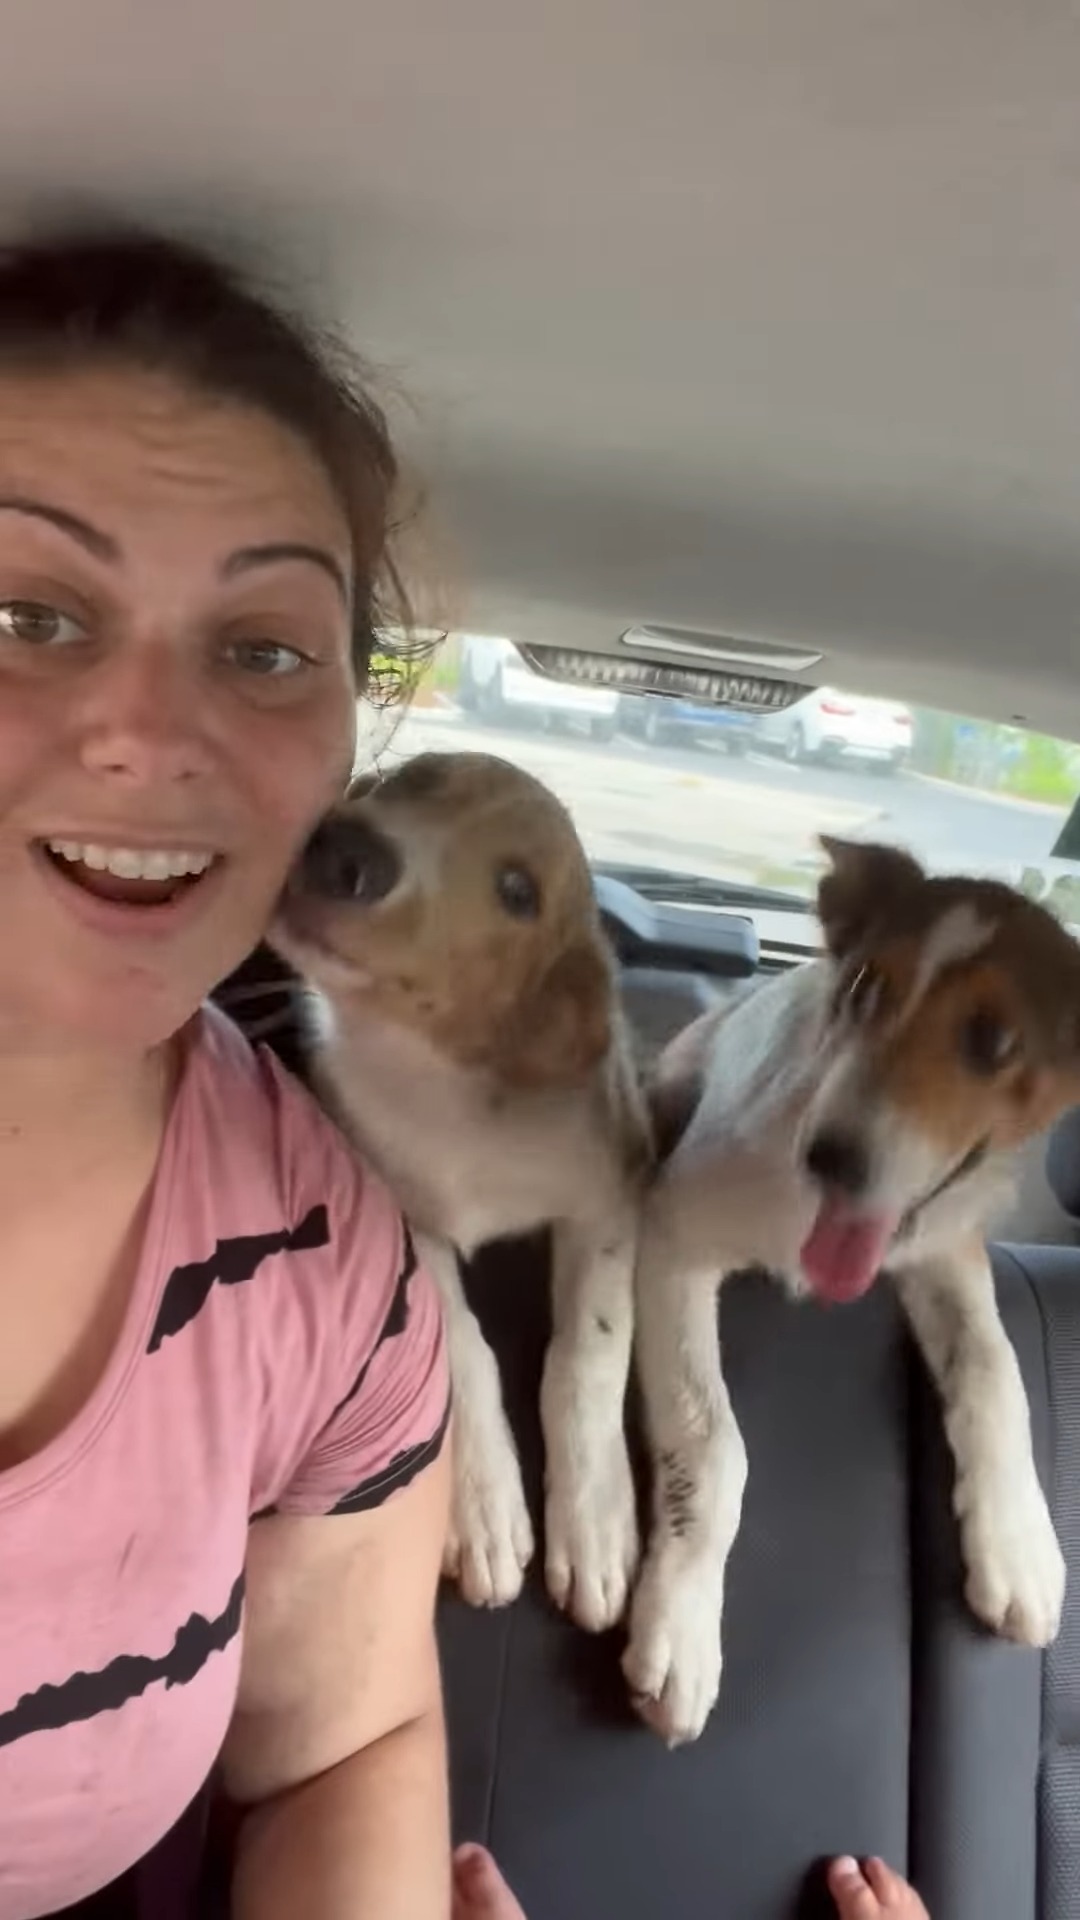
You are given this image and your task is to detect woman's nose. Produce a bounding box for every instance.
[75,647,217,788]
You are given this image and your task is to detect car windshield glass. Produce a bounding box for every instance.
[358,635,1080,942]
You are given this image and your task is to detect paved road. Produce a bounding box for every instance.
[359,701,1071,896]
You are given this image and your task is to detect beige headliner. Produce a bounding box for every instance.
[3,0,1080,732]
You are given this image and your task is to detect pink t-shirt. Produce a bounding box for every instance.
[0,1005,449,1919]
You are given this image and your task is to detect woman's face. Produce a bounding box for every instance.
[0,365,358,1051]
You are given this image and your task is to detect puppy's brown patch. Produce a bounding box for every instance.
[279,750,615,1091]
[819,836,1080,1162]
[496,940,613,1088]
[372,756,447,803]
[818,836,924,959]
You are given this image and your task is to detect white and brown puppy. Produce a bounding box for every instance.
[625,837,1077,1744]
[272,750,651,1629]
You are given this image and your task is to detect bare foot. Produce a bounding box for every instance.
[452,1844,528,1920]
[828,1856,930,1918]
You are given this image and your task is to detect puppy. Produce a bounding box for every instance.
[624,836,1076,1744]
[272,750,652,1629]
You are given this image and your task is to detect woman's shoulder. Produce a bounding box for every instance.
[164,1001,408,1338]
[187,1000,365,1205]
[174,1004,448,1521]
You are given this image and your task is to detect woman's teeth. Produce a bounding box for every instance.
[45,842,216,881]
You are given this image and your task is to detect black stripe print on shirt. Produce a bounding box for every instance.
[0,1573,244,1751]
[326,1220,421,1422]
[148,1205,330,1352]
[328,1394,451,1515]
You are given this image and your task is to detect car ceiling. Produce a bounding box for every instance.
[3,0,1080,734]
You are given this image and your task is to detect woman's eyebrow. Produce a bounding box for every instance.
[224,543,350,604]
[0,503,349,606]
[0,497,119,561]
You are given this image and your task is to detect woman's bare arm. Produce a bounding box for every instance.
[223,1447,451,1919]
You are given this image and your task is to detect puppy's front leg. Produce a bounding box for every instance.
[542,1209,639,1632]
[622,1177,747,1746]
[418,1231,534,1607]
[894,1238,1064,1646]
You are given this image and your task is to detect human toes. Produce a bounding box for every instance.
[827,1857,883,1919]
[452,1844,529,1920]
[827,1855,930,1918]
[861,1857,931,1917]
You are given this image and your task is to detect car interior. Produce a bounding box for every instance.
[11,2,1080,1915]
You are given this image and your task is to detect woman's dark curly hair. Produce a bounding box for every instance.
[0,228,432,692]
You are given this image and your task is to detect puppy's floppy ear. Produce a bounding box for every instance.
[497,940,612,1088]
[817,835,925,959]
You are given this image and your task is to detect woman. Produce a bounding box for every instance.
[0,227,930,1920]
[0,228,461,1920]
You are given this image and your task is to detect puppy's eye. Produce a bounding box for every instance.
[495,864,541,919]
[847,962,887,1021]
[960,1007,1020,1076]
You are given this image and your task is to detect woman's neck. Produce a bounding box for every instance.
[0,1037,174,1192]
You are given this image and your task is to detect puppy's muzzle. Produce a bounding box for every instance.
[802,1126,870,1199]
[297,815,402,906]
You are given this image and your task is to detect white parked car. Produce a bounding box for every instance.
[457,634,619,740]
[754,686,913,773]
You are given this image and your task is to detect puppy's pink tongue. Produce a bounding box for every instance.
[800,1202,898,1304]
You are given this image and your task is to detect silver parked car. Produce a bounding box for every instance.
[457,635,619,741]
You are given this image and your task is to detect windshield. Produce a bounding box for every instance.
[359,635,1080,944]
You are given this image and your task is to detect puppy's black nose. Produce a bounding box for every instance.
[803,1128,869,1197]
[298,815,401,905]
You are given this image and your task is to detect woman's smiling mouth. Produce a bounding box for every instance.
[37,839,222,908]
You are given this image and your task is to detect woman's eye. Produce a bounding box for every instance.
[225,639,309,678]
[0,599,86,646]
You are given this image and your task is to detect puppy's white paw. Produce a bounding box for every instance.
[622,1544,724,1746]
[545,1433,639,1633]
[444,1437,534,1609]
[958,1472,1065,1647]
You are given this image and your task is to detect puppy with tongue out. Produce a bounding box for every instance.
[625,835,1079,1749]
[795,1016,908,1306]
